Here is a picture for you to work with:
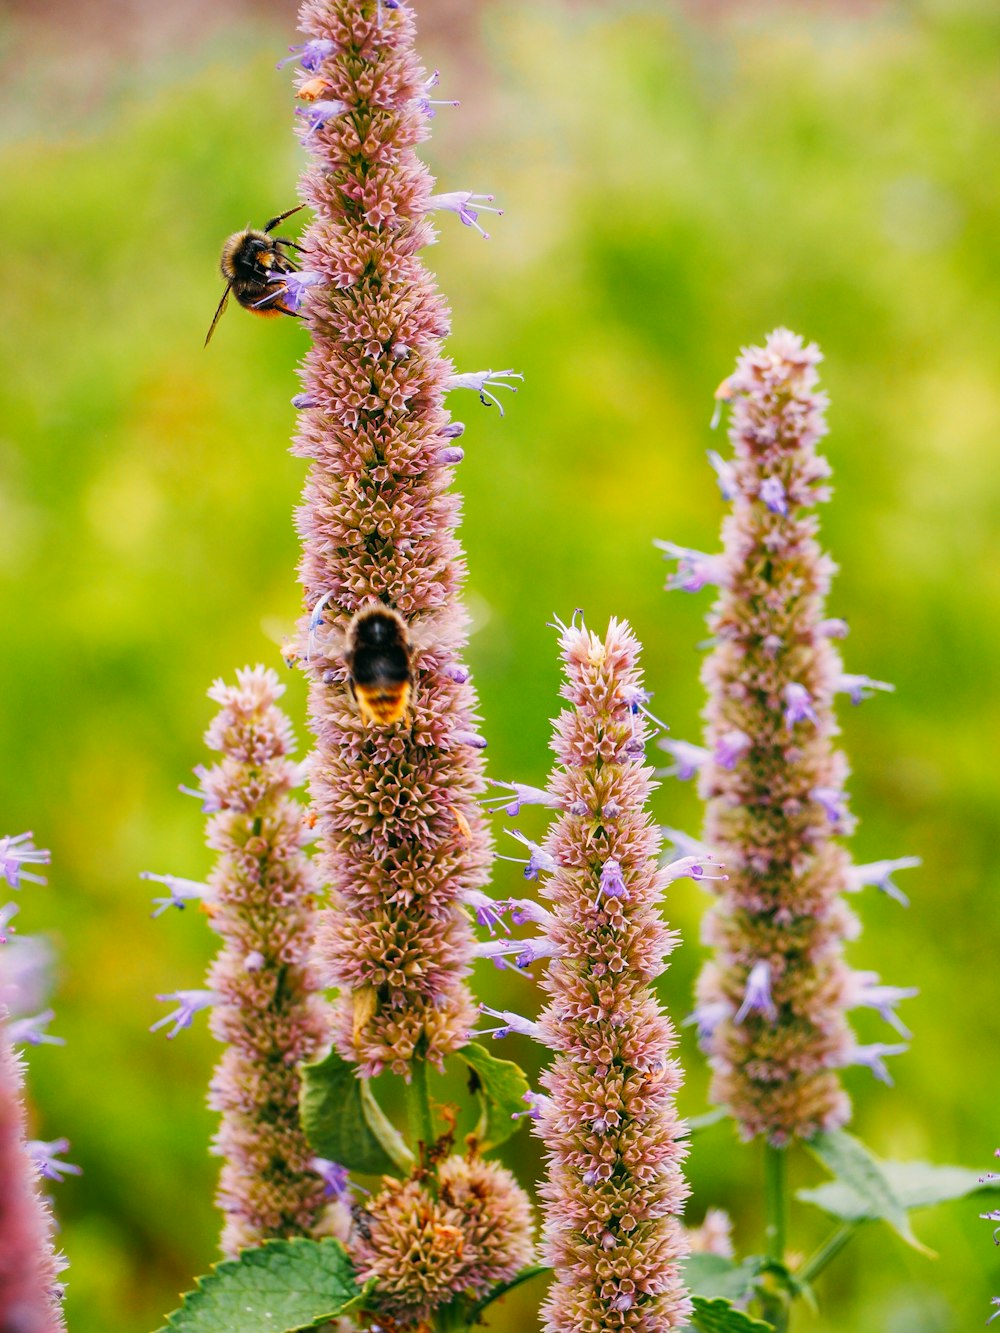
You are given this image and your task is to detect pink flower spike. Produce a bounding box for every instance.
[530,617,691,1330]
[294,0,499,1084]
[692,329,869,1143]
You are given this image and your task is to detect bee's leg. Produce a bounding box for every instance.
[273,237,304,251]
[264,204,305,232]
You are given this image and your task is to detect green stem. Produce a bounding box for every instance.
[798,1221,858,1285]
[761,1144,790,1333]
[406,1054,435,1159]
[764,1143,787,1264]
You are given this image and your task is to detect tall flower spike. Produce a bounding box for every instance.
[1,1021,66,1330]
[195,667,332,1256]
[534,618,690,1332]
[684,328,909,1143]
[293,0,499,1076]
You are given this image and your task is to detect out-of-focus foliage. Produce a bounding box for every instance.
[0,2,998,1330]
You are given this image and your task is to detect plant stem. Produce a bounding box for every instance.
[798,1222,858,1285]
[406,1054,435,1160]
[765,1143,787,1263]
[761,1143,790,1332]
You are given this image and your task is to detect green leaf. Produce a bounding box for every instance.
[456,1042,532,1151]
[805,1130,934,1256]
[686,1108,729,1134]
[463,1264,551,1323]
[799,1158,1000,1221]
[300,1048,413,1176]
[681,1254,761,1303]
[156,1238,363,1333]
[689,1296,774,1332]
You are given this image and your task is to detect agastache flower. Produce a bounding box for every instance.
[28,1138,81,1185]
[688,329,903,1143]
[483,778,561,816]
[350,1155,534,1325]
[0,833,50,890]
[0,1023,67,1330]
[845,971,918,1038]
[733,961,778,1025]
[499,829,558,879]
[261,268,323,313]
[416,69,459,117]
[656,736,710,781]
[834,672,895,705]
[295,97,349,138]
[170,668,332,1257]
[654,540,727,593]
[446,368,523,416]
[140,872,208,917]
[150,989,217,1040]
[706,449,738,500]
[529,618,690,1330]
[277,37,337,70]
[428,191,503,239]
[0,902,18,944]
[845,856,920,907]
[294,0,504,1080]
[783,682,818,729]
[843,1041,909,1086]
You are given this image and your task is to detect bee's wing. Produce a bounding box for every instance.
[203,282,233,347]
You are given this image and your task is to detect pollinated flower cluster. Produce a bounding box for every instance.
[530,618,691,1333]
[660,329,917,1143]
[154,669,331,1256]
[289,0,501,1077]
[351,1153,534,1325]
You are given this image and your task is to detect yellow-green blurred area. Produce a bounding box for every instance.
[1,0,998,1328]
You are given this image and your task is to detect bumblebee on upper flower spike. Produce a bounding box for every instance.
[204,205,305,346]
[344,605,415,727]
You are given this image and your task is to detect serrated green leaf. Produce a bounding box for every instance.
[300,1048,413,1176]
[456,1041,531,1151]
[681,1254,761,1302]
[689,1295,774,1332]
[799,1158,1000,1221]
[156,1238,362,1333]
[805,1130,934,1256]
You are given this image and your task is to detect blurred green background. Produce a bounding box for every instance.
[1,0,998,1328]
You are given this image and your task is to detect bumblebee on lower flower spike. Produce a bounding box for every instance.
[344,605,414,727]
[204,205,304,346]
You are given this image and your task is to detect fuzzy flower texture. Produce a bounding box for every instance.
[290,0,498,1077]
[489,619,691,1333]
[152,669,331,1256]
[661,329,918,1143]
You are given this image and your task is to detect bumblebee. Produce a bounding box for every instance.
[344,605,414,726]
[204,205,304,346]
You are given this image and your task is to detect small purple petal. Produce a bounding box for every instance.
[783,682,818,729]
[759,476,788,516]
